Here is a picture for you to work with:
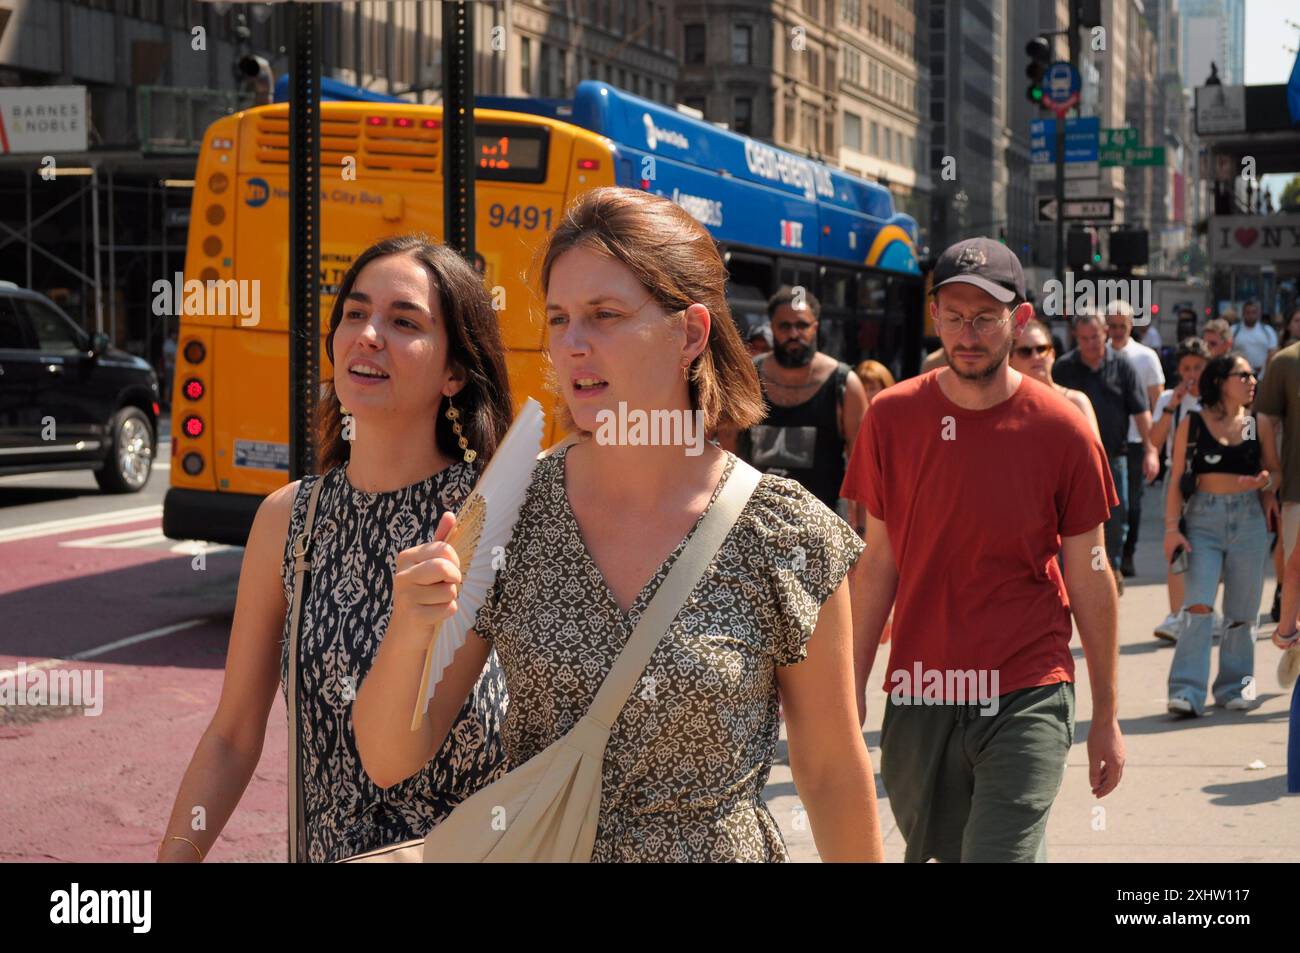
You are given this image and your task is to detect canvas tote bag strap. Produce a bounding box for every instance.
[287,476,325,863]
[586,458,762,729]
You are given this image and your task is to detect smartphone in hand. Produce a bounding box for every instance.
[1170,545,1189,575]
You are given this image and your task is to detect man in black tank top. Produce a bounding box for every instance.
[729,286,868,513]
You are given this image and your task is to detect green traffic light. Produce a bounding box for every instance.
[1032,87,1043,101]
[1093,253,1101,263]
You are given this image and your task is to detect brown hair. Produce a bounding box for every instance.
[1018,317,1053,343]
[854,359,896,391]
[531,186,764,433]
[318,234,513,474]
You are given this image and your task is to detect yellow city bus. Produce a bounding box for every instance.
[162,99,617,545]
[163,81,925,545]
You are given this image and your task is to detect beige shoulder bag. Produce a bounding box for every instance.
[419,457,762,862]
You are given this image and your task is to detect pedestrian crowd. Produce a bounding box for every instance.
[152,189,1298,864]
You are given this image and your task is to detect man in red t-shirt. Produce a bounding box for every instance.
[842,237,1126,862]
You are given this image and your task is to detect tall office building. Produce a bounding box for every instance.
[926,0,1013,251]
[1179,0,1244,88]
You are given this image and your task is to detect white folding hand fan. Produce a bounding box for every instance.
[409,397,546,730]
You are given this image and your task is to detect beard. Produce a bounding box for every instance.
[946,335,1014,382]
[772,340,815,368]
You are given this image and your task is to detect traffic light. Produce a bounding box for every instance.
[1025,36,1051,107]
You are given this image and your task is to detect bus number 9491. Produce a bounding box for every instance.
[488,204,552,230]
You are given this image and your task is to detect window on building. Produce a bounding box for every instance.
[734,97,753,134]
[805,108,819,151]
[658,4,667,50]
[539,42,553,96]
[869,61,878,93]
[883,17,891,45]
[844,111,862,151]
[931,100,944,121]
[784,100,797,143]
[732,23,753,65]
[809,49,821,85]
[825,116,834,154]
[870,120,879,155]
[885,127,893,162]
[684,24,706,64]
[521,37,532,93]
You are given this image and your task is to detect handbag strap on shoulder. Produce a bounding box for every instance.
[586,457,763,729]
[288,475,325,863]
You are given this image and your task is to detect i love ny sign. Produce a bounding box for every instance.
[1211,214,1300,264]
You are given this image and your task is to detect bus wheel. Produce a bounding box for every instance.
[95,407,155,494]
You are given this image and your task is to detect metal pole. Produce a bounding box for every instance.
[24,170,31,288]
[91,163,103,336]
[443,0,476,258]
[289,1,321,484]
[107,165,116,344]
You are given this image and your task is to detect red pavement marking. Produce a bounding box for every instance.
[0,519,242,660]
[0,628,288,863]
[0,519,283,862]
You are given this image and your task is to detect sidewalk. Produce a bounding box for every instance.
[765,480,1299,861]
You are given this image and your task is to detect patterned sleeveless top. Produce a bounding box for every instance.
[279,460,508,863]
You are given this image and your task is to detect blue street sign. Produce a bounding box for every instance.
[1043,61,1081,108]
[1029,116,1099,163]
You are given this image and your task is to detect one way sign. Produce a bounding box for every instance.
[1037,197,1114,222]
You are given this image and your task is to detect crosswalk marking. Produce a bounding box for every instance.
[0,505,162,544]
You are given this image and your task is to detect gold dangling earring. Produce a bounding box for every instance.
[682,359,690,382]
[445,396,477,464]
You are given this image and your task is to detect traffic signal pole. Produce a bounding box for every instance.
[1054,4,1081,294]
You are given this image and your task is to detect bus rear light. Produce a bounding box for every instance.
[366,116,387,126]
[206,204,225,225]
[577,158,599,170]
[203,236,222,256]
[394,117,413,128]
[182,453,205,476]
[182,415,205,438]
[183,340,206,364]
[208,173,229,194]
[421,118,440,129]
[183,378,205,401]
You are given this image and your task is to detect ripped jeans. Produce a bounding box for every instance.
[1169,490,1267,713]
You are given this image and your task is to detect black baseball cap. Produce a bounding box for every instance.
[931,237,1026,304]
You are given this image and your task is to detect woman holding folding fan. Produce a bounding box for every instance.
[355,187,883,862]
[159,235,513,863]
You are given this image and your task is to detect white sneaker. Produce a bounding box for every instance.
[1279,646,1300,690]
[1167,697,1196,716]
[1224,697,1255,711]
[1154,614,1181,642]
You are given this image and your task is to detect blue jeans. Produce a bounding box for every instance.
[1104,454,1128,569]
[1169,490,1267,713]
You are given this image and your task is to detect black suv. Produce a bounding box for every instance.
[0,284,159,492]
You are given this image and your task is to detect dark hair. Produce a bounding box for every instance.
[768,285,822,321]
[1175,336,1211,363]
[318,234,513,473]
[1197,351,1251,410]
[532,186,764,433]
